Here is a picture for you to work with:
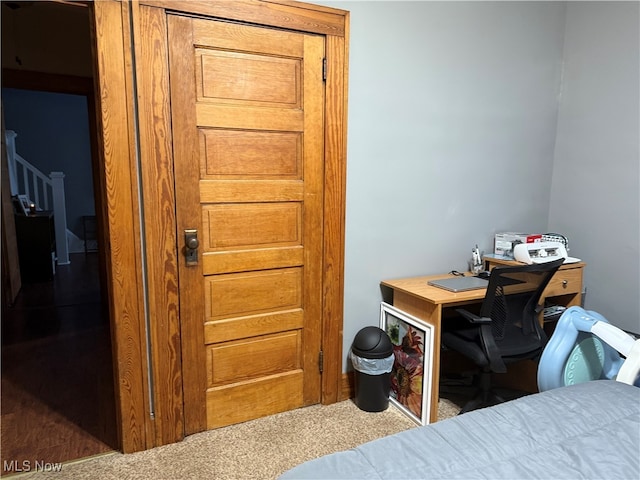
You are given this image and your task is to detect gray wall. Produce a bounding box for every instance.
[550,2,640,334]
[316,1,639,370]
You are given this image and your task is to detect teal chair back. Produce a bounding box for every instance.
[538,306,640,391]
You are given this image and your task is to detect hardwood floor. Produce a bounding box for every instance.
[1,253,117,476]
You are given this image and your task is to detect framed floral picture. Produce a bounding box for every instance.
[380,302,434,425]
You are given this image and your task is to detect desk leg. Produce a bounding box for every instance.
[393,292,441,424]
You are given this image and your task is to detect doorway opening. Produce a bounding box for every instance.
[1,1,118,474]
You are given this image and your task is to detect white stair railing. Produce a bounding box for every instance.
[5,130,70,265]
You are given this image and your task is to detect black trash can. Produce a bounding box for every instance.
[350,326,394,412]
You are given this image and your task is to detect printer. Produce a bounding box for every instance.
[513,241,581,265]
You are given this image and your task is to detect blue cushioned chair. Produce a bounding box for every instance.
[537,306,640,391]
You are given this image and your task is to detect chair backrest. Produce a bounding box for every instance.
[480,258,564,346]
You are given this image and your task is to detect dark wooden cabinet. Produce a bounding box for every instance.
[14,211,56,282]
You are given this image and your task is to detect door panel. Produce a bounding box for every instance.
[203,203,302,249]
[206,372,304,429]
[169,15,324,432]
[207,331,301,385]
[205,268,303,320]
[198,51,301,105]
[200,130,301,178]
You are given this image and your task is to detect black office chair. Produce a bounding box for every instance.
[441,258,564,414]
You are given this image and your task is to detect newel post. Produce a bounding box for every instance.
[5,130,18,195]
[50,172,70,265]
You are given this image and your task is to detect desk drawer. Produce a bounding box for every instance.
[544,267,582,297]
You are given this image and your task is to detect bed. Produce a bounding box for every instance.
[280,308,640,479]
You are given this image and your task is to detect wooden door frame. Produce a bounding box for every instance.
[92,0,348,452]
[1,105,22,308]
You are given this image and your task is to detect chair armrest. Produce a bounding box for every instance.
[479,324,507,373]
[455,308,492,324]
[454,309,507,373]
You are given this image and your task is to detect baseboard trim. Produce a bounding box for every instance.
[340,371,354,401]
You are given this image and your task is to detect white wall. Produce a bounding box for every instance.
[318,1,568,369]
[550,2,640,334]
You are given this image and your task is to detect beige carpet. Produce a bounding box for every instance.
[16,399,460,480]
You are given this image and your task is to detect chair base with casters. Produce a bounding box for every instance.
[440,358,535,414]
[537,306,640,391]
[454,366,505,414]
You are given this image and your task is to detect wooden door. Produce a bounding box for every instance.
[168,15,325,432]
[1,108,22,306]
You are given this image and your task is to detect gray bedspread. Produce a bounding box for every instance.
[280,380,640,479]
